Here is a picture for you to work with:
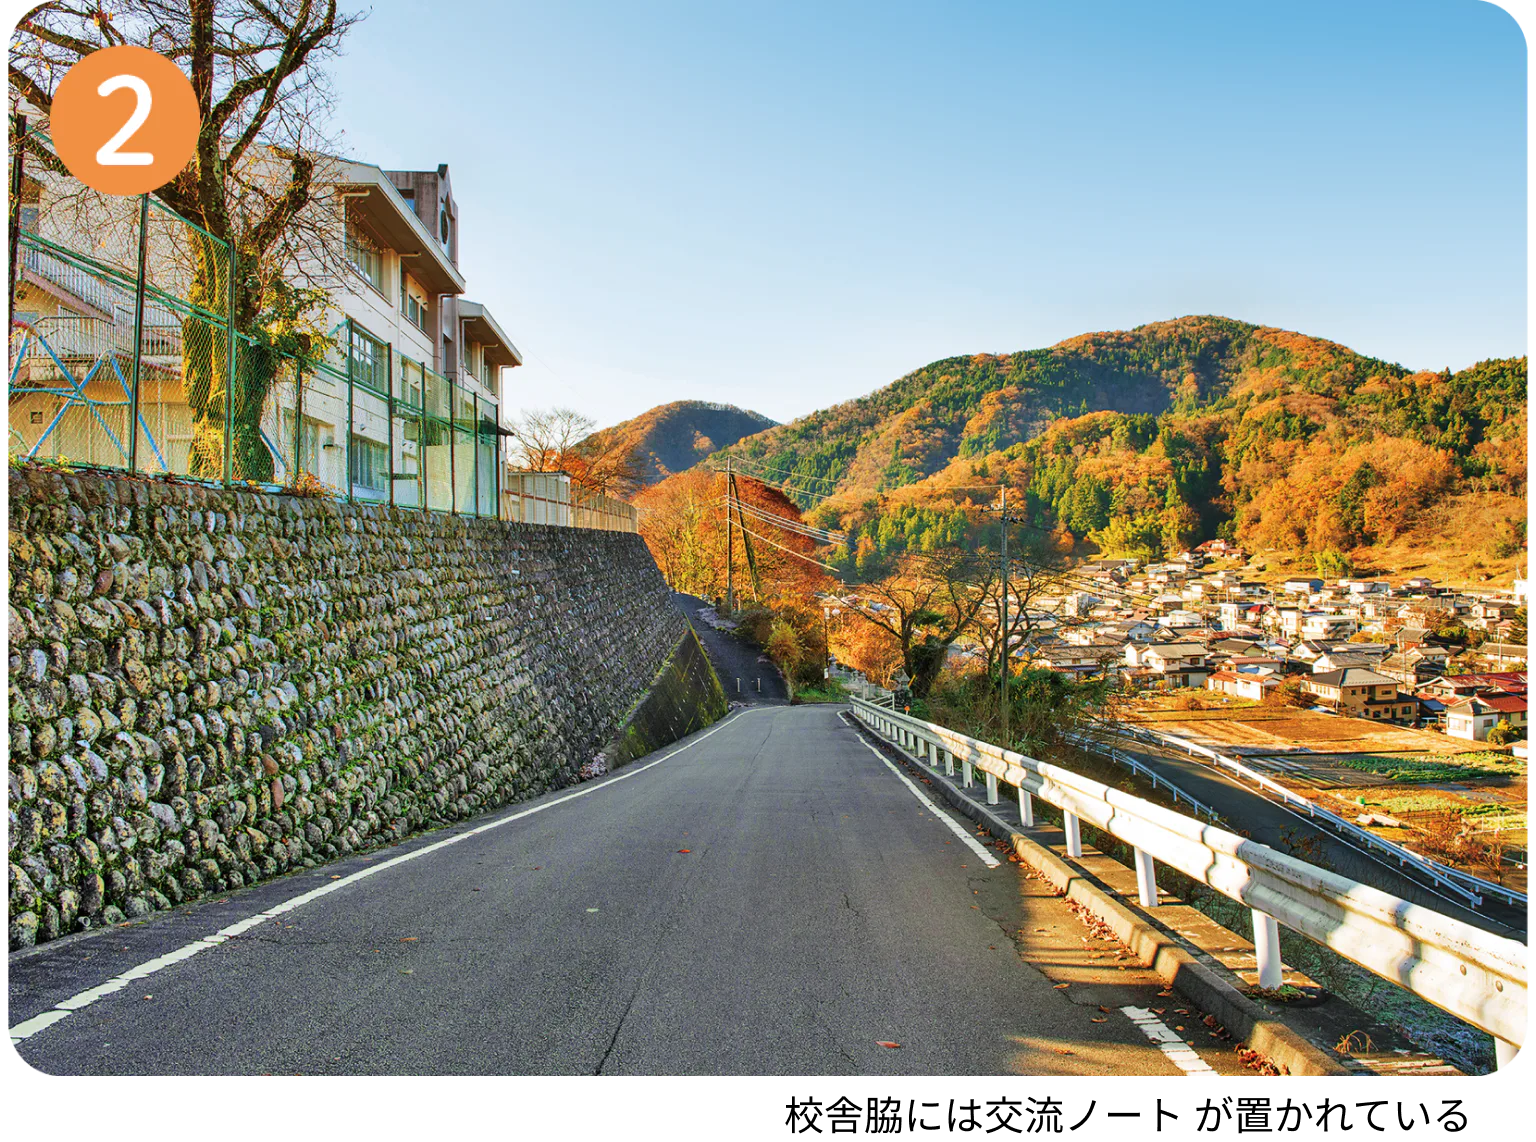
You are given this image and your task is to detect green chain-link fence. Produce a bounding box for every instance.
[9,129,501,517]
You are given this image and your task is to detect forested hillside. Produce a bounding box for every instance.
[719,316,1525,577]
[583,401,777,486]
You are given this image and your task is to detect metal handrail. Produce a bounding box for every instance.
[849,697,1525,1060]
[1062,729,1222,821]
[1112,724,1527,910]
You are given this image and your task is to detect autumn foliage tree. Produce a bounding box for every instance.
[636,470,831,605]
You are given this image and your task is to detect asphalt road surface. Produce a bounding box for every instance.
[11,706,1256,1076]
[672,591,790,703]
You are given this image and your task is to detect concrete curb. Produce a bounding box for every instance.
[846,713,1353,1077]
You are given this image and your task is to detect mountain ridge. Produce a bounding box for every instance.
[700,315,1526,576]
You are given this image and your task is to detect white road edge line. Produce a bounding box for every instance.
[841,713,1001,869]
[1120,1005,1218,1075]
[10,709,750,1045]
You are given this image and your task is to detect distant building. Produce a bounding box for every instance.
[1206,670,1280,702]
[1479,642,1529,670]
[1446,695,1527,742]
[1302,668,1415,722]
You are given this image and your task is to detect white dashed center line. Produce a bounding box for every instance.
[1121,1005,1218,1074]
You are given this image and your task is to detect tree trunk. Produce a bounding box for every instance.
[180,234,274,482]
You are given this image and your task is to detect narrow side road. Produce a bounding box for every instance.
[672,591,789,703]
[1099,735,1525,938]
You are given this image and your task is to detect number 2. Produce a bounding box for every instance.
[95,74,154,166]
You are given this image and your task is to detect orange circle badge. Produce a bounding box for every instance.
[49,45,200,196]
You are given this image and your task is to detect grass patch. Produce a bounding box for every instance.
[1332,751,1524,784]
[792,679,850,704]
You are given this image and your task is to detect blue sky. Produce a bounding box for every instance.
[329,0,1527,429]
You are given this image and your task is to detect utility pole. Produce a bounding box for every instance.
[725,455,735,613]
[1000,484,1010,750]
[8,114,27,328]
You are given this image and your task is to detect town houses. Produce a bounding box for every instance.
[1005,550,1528,742]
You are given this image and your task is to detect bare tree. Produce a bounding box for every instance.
[508,406,644,497]
[969,554,1071,679]
[11,1,362,480]
[843,550,997,698]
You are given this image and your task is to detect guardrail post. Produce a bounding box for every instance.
[943,749,954,777]
[1063,812,1082,858]
[1133,847,1158,908]
[1018,788,1034,826]
[1252,910,1282,989]
[961,759,973,789]
[985,772,998,806]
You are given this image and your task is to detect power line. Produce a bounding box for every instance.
[724,515,847,574]
[722,455,842,487]
[712,457,846,505]
[723,495,847,544]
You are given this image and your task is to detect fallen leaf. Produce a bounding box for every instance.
[330,875,341,880]
[677,849,692,854]
[1053,983,1070,989]
[1091,1017,1107,1023]
[1175,1026,1186,1032]
[1053,1048,1075,1056]
[1152,1008,1166,1015]
[587,908,599,913]
[400,969,413,975]
[399,937,417,942]
[142,995,153,1000]
[876,1041,902,1049]
[1098,1006,1111,1013]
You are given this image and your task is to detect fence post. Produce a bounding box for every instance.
[127,193,149,471]
[344,320,355,503]
[293,355,304,477]
[944,750,954,777]
[1018,787,1034,826]
[1063,812,1082,858]
[961,759,973,789]
[985,772,998,805]
[387,341,395,507]
[223,243,237,486]
[1133,847,1158,908]
[448,375,457,514]
[420,371,428,512]
[1252,910,1282,989]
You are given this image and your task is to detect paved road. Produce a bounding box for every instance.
[672,591,790,703]
[1102,737,1526,939]
[11,707,1248,1075]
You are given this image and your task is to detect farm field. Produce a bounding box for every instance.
[1126,703,1479,756]
[1123,700,1527,895]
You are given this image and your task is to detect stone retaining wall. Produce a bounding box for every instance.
[7,465,716,948]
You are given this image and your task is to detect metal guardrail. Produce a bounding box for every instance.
[849,697,1526,1064]
[1112,724,1528,912]
[1062,730,1223,822]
